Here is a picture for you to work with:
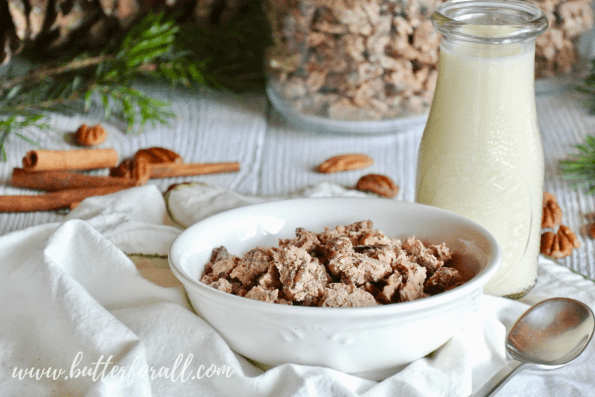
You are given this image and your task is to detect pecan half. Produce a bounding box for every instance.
[587,222,595,239]
[110,147,182,185]
[317,154,373,173]
[542,191,562,229]
[135,147,183,164]
[355,174,399,198]
[109,157,150,185]
[75,124,106,146]
[540,224,580,259]
[110,159,132,179]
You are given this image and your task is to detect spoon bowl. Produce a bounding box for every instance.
[507,297,595,367]
[473,297,595,396]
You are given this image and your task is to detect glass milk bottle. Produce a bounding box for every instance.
[416,0,548,298]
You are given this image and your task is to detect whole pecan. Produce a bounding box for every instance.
[317,154,373,173]
[355,174,399,198]
[540,224,580,259]
[542,191,562,229]
[75,124,106,146]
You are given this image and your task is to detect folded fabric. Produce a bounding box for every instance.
[1,184,594,397]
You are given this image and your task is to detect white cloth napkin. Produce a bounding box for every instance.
[1,184,594,397]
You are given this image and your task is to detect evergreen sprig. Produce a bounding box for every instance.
[579,59,595,114]
[0,114,49,161]
[560,134,595,194]
[0,1,269,160]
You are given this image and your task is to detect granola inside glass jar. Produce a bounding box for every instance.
[263,0,442,133]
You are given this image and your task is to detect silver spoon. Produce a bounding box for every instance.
[472,297,595,397]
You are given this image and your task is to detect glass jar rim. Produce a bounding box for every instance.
[432,0,548,44]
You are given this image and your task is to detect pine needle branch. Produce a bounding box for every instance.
[0,1,270,160]
[0,115,49,161]
[560,134,595,194]
[578,59,595,114]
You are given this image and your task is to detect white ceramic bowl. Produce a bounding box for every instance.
[169,198,500,379]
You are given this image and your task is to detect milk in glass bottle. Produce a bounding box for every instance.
[416,0,548,297]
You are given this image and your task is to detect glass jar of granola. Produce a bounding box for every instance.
[263,0,443,133]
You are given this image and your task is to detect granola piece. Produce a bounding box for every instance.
[305,69,327,93]
[424,267,463,295]
[557,0,594,39]
[245,286,279,303]
[328,253,392,286]
[359,245,397,265]
[349,79,386,107]
[536,28,566,62]
[336,5,373,36]
[357,63,384,83]
[529,0,594,77]
[553,39,577,74]
[346,220,390,246]
[411,20,440,65]
[279,75,308,99]
[376,273,403,304]
[279,227,321,252]
[307,31,327,47]
[276,298,294,305]
[394,254,427,302]
[274,246,328,302]
[323,236,354,259]
[258,263,282,290]
[312,7,347,35]
[230,247,275,286]
[363,281,381,299]
[341,34,366,62]
[200,255,241,284]
[318,221,372,244]
[402,236,446,273]
[342,219,373,233]
[311,43,349,73]
[319,283,379,308]
[207,278,234,294]
[427,243,453,263]
[383,59,418,93]
[328,98,381,121]
[210,246,230,264]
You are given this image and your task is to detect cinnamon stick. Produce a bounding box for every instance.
[11,168,137,192]
[22,149,118,172]
[0,186,130,213]
[148,162,240,178]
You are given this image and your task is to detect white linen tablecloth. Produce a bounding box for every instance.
[1,184,594,397]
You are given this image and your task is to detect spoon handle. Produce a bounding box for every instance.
[471,360,526,397]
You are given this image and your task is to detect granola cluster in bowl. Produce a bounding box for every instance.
[263,0,593,133]
[169,198,500,379]
[200,220,466,307]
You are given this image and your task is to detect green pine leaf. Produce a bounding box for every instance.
[560,134,595,193]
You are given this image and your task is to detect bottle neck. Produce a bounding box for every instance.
[434,36,536,104]
[432,0,548,46]
[440,33,536,61]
